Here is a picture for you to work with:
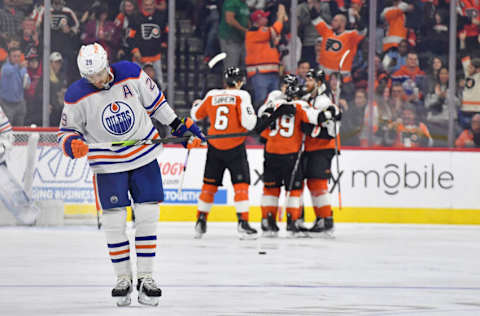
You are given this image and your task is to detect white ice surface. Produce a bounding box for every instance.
[1,222,480,316]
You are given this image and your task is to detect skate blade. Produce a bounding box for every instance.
[115,295,132,307]
[287,231,310,239]
[309,231,335,239]
[261,231,278,238]
[238,232,258,240]
[194,232,204,239]
[138,293,159,307]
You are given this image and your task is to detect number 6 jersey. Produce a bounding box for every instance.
[191,89,257,150]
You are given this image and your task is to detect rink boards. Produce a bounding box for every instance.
[6,145,480,224]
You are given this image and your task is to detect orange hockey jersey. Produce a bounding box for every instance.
[191,89,257,150]
[245,21,283,78]
[381,2,409,51]
[312,17,365,82]
[262,100,319,155]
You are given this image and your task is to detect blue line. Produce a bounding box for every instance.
[89,143,159,166]
[145,92,161,110]
[135,235,157,241]
[111,256,130,263]
[1,284,480,291]
[107,241,129,248]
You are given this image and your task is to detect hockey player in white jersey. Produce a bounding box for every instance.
[57,43,205,306]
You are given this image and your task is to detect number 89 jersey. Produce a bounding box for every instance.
[262,100,320,155]
[191,89,257,150]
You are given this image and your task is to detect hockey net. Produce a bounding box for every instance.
[0,127,67,226]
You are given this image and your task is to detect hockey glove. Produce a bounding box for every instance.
[318,106,341,124]
[272,103,296,119]
[300,122,315,135]
[70,139,89,158]
[171,117,206,148]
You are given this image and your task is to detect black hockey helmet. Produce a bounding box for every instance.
[285,82,302,101]
[306,67,326,83]
[283,74,298,86]
[224,67,244,87]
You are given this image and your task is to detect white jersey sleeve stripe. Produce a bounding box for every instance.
[145,92,162,110]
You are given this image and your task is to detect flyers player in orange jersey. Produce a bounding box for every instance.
[301,67,341,237]
[190,67,291,239]
[258,75,337,237]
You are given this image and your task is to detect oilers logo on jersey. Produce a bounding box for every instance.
[101,101,135,135]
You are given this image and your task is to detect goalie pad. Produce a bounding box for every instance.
[0,164,39,225]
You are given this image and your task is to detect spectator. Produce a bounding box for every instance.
[137,0,166,12]
[457,0,480,55]
[48,52,67,126]
[419,8,448,62]
[394,105,433,147]
[114,0,138,62]
[143,62,160,87]
[459,56,480,129]
[391,51,426,95]
[425,56,444,94]
[36,0,81,84]
[312,13,366,99]
[296,60,310,86]
[245,6,287,108]
[195,0,221,64]
[390,82,407,117]
[128,0,168,89]
[0,47,30,126]
[374,83,397,147]
[424,67,460,147]
[382,39,409,74]
[341,88,368,146]
[455,113,480,148]
[297,0,331,69]
[25,47,43,126]
[0,0,25,40]
[380,0,413,52]
[20,18,39,56]
[81,4,120,61]
[218,0,250,70]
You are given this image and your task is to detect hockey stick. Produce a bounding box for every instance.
[208,52,227,69]
[177,149,190,195]
[88,131,254,149]
[280,133,306,223]
[333,49,350,210]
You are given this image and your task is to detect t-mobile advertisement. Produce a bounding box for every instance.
[5,145,480,209]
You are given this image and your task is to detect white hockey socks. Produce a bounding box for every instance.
[102,208,131,278]
[133,203,159,278]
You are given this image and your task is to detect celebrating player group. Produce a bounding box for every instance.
[57,43,341,307]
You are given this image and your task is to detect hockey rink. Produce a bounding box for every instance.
[1,222,480,316]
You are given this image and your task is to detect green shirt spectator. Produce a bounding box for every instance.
[219,0,250,43]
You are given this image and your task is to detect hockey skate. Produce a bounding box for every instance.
[238,219,258,240]
[111,275,132,307]
[286,214,309,238]
[310,216,335,239]
[137,276,162,306]
[261,213,279,238]
[194,213,207,239]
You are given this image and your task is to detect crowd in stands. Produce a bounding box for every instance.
[1,0,480,149]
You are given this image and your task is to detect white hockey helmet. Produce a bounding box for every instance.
[77,43,109,78]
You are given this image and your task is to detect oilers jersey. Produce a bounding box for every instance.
[57,61,177,174]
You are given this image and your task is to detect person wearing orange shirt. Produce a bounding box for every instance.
[381,0,414,52]
[391,52,426,94]
[455,113,480,147]
[311,14,365,82]
[394,105,433,147]
[191,67,259,240]
[245,6,287,108]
